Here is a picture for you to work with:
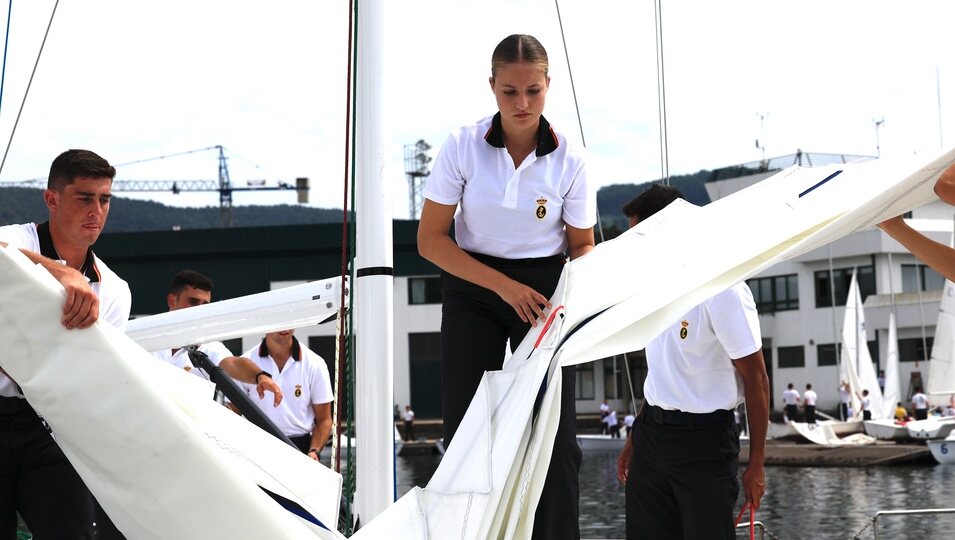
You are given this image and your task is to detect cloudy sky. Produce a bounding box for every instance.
[0,0,952,218]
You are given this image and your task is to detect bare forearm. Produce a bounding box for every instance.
[881,219,955,282]
[419,234,511,292]
[744,375,769,466]
[311,416,332,450]
[220,356,261,384]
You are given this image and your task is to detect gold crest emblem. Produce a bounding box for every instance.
[184,366,192,372]
[680,320,689,340]
[535,197,547,220]
[295,384,303,398]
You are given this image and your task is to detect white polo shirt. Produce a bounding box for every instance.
[643,282,761,413]
[912,392,928,410]
[0,222,131,399]
[804,389,817,406]
[423,113,595,259]
[782,388,800,406]
[151,341,232,382]
[240,337,333,437]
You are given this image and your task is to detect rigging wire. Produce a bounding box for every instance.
[0,0,13,121]
[0,0,59,177]
[553,0,605,243]
[653,0,670,185]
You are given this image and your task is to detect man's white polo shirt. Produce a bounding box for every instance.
[240,338,333,438]
[804,390,817,406]
[0,222,131,399]
[151,341,233,382]
[423,113,595,259]
[643,282,761,414]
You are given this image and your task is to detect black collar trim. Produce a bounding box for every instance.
[36,222,99,283]
[483,112,559,157]
[258,335,302,361]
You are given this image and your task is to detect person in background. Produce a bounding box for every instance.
[605,409,620,439]
[894,401,909,422]
[623,410,636,438]
[782,383,801,423]
[878,164,955,281]
[417,33,595,540]
[803,383,818,425]
[402,405,416,442]
[241,329,333,460]
[839,381,852,421]
[877,369,886,395]
[152,270,282,405]
[858,389,873,421]
[599,399,611,434]
[615,184,769,540]
[0,150,129,539]
[912,387,930,421]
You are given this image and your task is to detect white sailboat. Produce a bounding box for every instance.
[864,312,911,440]
[841,267,885,420]
[910,278,955,443]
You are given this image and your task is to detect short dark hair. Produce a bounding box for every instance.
[47,149,116,191]
[806,383,812,390]
[170,270,214,296]
[621,184,684,223]
[787,383,794,389]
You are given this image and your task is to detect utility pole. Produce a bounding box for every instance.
[874,117,885,158]
[404,139,432,220]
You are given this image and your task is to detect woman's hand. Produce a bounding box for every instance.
[496,277,551,326]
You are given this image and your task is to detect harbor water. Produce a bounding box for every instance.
[396,451,955,539]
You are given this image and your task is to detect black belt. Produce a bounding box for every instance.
[466,250,565,268]
[0,395,37,416]
[643,404,733,426]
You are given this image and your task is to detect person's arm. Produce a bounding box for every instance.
[935,163,955,205]
[307,402,332,461]
[878,216,955,282]
[565,224,594,260]
[1,241,99,329]
[417,199,551,325]
[218,356,283,406]
[733,350,769,509]
[616,431,633,484]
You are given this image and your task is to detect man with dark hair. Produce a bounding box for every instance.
[151,270,283,405]
[616,184,769,540]
[0,149,127,538]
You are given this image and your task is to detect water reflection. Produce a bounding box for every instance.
[396,451,955,538]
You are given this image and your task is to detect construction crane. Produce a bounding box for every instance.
[13,146,309,228]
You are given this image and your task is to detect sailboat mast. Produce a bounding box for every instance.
[353,0,396,524]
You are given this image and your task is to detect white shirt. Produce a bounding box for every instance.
[839,387,851,404]
[240,338,333,437]
[151,341,233,382]
[423,113,595,259]
[913,392,929,410]
[624,414,636,427]
[643,283,761,413]
[599,402,610,413]
[402,409,415,422]
[782,389,800,406]
[0,223,131,399]
[604,410,618,427]
[803,390,817,406]
[861,396,871,411]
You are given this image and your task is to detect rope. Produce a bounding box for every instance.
[0,0,14,120]
[652,0,670,185]
[553,0,605,243]
[850,516,877,539]
[334,0,360,534]
[733,503,754,540]
[0,0,59,177]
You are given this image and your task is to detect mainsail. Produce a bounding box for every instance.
[883,311,901,414]
[928,279,955,396]
[840,268,885,418]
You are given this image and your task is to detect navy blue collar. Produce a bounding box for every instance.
[483,112,559,157]
[259,335,302,361]
[36,221,99,283]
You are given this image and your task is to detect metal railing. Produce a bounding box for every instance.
[851,507,955,539]
[735,520,780,539]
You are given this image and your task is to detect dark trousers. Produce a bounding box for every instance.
[626,410,740,540]
[915,409,928,421]
[289,433,314,454]
[840,403,849,421]
[403,421,415,441]
[805,405,816,424]
[785,404,799,422]
[1,397,94,540]
[440,254,580,540]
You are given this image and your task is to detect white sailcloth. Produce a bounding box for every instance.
[928,280,955,396]
[840,268,884,419]
[355,147,955,538]
[883,311,901,414]
[0,246,344,540]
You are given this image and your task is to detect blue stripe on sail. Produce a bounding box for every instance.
[798,170,843,198]
[259,486,330,531]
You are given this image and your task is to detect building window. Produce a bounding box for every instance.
[901,264,945,293]
[408,276,441,305]
[899,337,934,363]
[814,266,876,308]
[777,346,805,368]
[576,363,595,400]
[817,343,837,366]
[603,358,626,399]
[747,274,799,313]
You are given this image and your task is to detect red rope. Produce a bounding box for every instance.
[532,306,564,349]
[734,502,755,540]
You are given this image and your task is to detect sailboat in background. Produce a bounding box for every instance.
[841,267,884,420]
[914,278,955,446]
[864,311,910,440]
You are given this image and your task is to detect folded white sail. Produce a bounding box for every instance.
[0,246,344,540]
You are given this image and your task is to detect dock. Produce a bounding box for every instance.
[741,439,933,466]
